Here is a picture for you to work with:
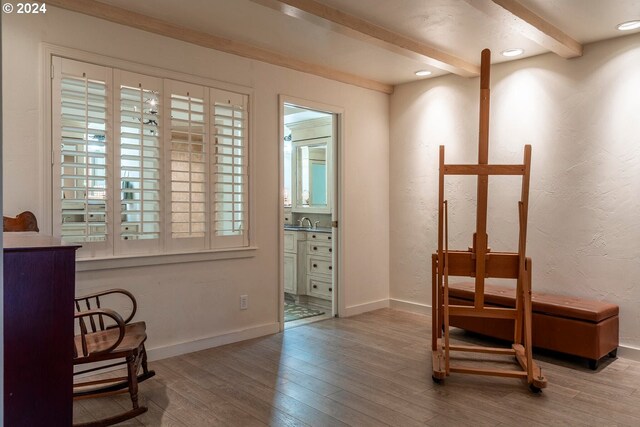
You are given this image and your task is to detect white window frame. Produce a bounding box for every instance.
[43,44,256,268]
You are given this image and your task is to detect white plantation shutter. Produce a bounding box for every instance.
[211,89,249,248]
[165,81,208,251]
[114,71,163,254]
[51,57,251,258]
[52,58,112,254]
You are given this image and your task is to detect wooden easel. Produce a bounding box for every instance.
[431,49,547,392]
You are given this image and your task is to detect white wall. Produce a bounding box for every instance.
[390,33,640,349]
[2,7,390,357]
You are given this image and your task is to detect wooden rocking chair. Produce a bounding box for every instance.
[3,210,39,232]
[74,289,156,426]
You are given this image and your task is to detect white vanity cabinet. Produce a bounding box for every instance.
[305,231,333,300]
[284,228,333,303]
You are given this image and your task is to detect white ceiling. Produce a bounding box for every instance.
[284,104,331,125]
[97,0,640,86]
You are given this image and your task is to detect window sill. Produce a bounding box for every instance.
[76,246,258,272]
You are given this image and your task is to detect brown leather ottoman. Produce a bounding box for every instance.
[448,282,619,369]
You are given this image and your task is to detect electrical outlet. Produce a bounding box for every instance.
[240,294,248,310]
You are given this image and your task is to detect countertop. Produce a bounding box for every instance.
[284,225,332,233]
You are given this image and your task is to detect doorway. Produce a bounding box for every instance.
[279,96,340,330]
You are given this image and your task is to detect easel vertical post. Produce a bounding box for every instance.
[431,254,439,351]
[437,145,445,333]
[474,49,492,308]
[514,145,532,343]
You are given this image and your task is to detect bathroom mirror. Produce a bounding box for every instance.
[284,104,333,214]
[295,140,329,211]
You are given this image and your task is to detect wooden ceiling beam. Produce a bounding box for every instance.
[468,0,583,58]
[46,0,394,94]
[251,0,480,77]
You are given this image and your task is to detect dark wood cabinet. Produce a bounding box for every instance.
[3,234,80,426]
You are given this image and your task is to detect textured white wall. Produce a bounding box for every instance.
[390,33,640,348]
[2,7,390,355]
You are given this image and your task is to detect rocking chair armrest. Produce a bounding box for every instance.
[75,288,138,324]
[75,308,126,358]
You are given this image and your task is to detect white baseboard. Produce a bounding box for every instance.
[389,298,431,316]
[342,298,389,317]
[147,322,280,361]
[618,345,640,362]
[75,322,280,377]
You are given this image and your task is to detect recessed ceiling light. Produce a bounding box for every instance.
[501,48,524,57]
[617,20,640,31]
[415,70,432,77]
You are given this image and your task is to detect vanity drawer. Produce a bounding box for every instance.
[284,231,297,252]
[307,255,332,277]
[307,276,332,300]
[306,231,332,243]
[306,241,332,257]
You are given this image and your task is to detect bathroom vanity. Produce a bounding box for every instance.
[284,226,333,307]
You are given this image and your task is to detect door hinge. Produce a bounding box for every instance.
[50,64,54,79]
[331,220,338,228]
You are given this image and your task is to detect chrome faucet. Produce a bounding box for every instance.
[299,217,312,228]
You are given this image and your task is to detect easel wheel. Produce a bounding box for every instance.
[529,384,542,394]
[432,376,444,385]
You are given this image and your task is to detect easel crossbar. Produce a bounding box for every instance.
[449,366,528,378]
[449,305,518,319]
[437,251,520,278]
[449,344,516,355]
[443,164,525,175]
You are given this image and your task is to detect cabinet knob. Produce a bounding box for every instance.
[329,248,332,253]
[329,266,332,270]
[313,246,318,250]
[313,264,318,268]
[329,288,332,292]
[312,235,316,239]
[328,236,331,240]
[313,284,318,289]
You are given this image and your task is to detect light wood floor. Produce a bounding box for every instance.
[74,308,640,426]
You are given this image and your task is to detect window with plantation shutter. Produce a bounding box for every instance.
[114,71,163,254]
[211,89,249,248]
[52,58,112,254]
[51,55,252,259]
[165,81,208,251]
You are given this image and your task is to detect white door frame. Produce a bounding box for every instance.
[278,94,344,332]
